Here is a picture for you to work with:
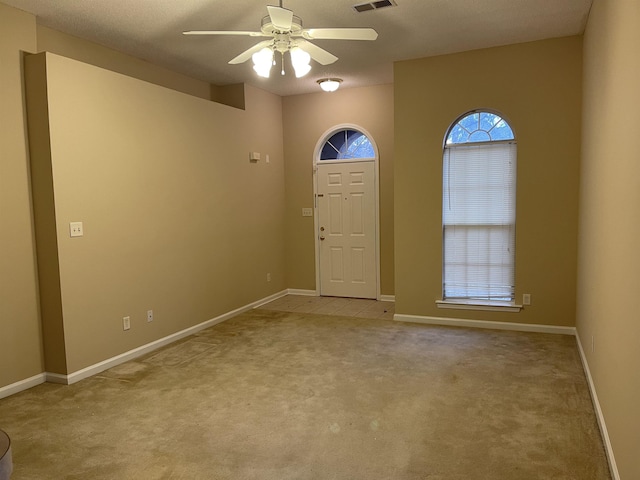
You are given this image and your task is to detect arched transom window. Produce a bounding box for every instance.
[446,111,515,144]
[320,128,374,160]
[442,111,517,303]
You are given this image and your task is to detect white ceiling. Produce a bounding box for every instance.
[4,0,593,96]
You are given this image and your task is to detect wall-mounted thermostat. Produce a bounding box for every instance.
[249,152,260,162]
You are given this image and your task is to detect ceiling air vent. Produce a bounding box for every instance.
[353,0,397,13]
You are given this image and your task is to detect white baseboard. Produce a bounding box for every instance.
[0,373,46,399]
[44,372,69,385]
[287,289,317,297]
[0,296,619,480]
[394,313,576,336]
[575,333,620,480]
[394,313,617,476]
[46,290,292,386]
[251,290,289,308]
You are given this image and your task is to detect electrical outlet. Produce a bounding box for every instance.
[523,293,531,305]
[267,273,271,282]
[147,310,153,322]
[123,316,131,331]
[69,222,84,237]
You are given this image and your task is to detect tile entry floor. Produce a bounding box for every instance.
[260,294,395,320]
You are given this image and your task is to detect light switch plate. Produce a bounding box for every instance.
[69,222,84,237]
[302,208,313,217]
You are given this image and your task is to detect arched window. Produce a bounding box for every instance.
[320,128,375,160]
[442,111,516,303]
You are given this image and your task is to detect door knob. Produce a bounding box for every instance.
[320,235,325,241]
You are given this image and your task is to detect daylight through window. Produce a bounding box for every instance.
[442,111,516,302]
[320,129,374,160]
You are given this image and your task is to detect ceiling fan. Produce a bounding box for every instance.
[183,1,378,78]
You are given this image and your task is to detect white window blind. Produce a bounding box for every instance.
[443,142,516,301]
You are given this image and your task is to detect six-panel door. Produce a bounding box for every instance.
[317,161,376,299]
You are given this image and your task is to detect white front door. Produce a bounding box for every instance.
[317,161,377,299]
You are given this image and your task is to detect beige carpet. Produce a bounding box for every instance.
[0,309,611,479]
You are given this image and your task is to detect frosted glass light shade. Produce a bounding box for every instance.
[293,64,311,78]
[317,78,342,92]
[252,47,274,78]
[290,47,311,78]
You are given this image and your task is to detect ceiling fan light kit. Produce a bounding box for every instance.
[318,78,343,92]
[290,47,311,77]
[183,1,378,80]
[252,47,274,78]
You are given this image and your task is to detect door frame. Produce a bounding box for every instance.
[312,124,381,300]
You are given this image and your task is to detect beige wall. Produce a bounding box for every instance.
[282,85,394,295]
[36,25,212,101]
[578,0,640,477]
[2,5,636,475]
[0,3,44,388]
[37,26,247,109]
[394,37,583,327]
[25,52,286,374]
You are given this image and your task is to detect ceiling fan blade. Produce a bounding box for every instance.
[183,30,266,37]
[295,39,338,65]
[302,28,378,41]
[267,6,294,31]
[228,40,273,64]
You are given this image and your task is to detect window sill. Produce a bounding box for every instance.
[436,300,522,313]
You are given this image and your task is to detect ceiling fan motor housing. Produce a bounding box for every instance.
[273,33,292,53]
[261,14,303,35]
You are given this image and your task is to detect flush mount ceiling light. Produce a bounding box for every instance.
[183,1,377,79]
[317,78,343,92]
